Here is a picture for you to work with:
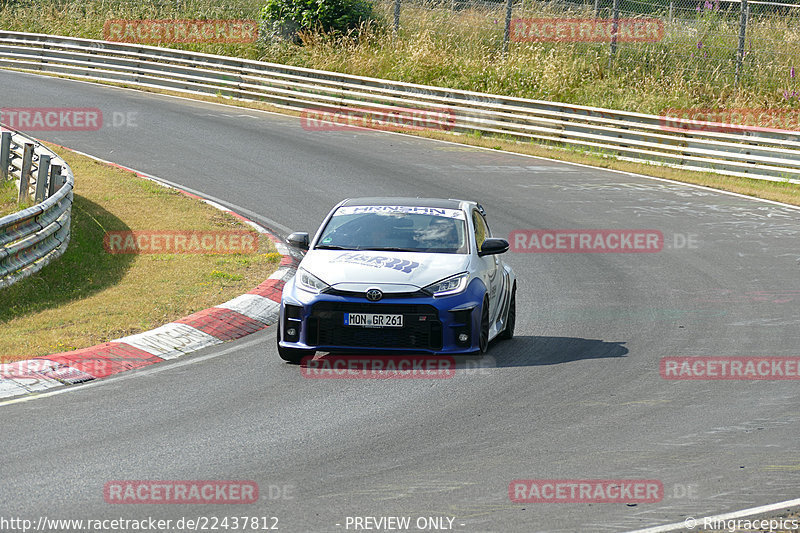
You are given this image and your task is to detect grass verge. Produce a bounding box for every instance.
[0,180,22,218]
[0,144,281,362]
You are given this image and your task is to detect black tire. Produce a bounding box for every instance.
[478,297,490,354]
[276,323,315,364]
[499,284,516,341]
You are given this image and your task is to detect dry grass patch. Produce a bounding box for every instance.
[0,145,281,361]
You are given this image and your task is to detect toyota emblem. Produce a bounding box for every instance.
[366,288,383,301]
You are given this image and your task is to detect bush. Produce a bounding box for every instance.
[262,0,379,42]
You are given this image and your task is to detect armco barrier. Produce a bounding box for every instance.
[0,31,799,182]
[0,125,72,288]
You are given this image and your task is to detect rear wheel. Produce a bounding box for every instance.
[478,297,490,354]
[499,284,516,340]
[276,323,315,364]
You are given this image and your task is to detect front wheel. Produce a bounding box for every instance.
[276,323,315,364]
[499,284,516,341]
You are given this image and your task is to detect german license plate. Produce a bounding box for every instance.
[344,313,403,328]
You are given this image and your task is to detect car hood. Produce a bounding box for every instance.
[300,250,471,292]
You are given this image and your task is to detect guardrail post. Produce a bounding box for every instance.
[0,132,10,182]
[48,164,62,197]
[393,0,400,35]
[608,0,620,69]
[18,143,34,204]
[735,0,749,87]
[35,154,51,202]
[503,0,513,55]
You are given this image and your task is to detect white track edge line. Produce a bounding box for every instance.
[627,497,800,532]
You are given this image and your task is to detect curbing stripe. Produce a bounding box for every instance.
[217,294,280,325]
[44,343,162,379]
[0,359,69,393]
[114,322,223,361]
[0,147,299,400]
[248,278,286,300]
[175,307,267,341]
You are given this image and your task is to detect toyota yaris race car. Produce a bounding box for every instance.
[276,198,516,363]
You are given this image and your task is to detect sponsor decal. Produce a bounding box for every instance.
[331,252,421,274]
[335,206,465,219]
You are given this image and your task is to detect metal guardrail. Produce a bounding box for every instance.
[0,125,72,289]
[0,30,799,183]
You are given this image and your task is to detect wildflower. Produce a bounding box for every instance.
[792,66,796,78]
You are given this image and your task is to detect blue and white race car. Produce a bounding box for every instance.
[276,198,516,363]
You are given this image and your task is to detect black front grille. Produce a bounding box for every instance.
[325,288,429,299]
[307,302,442,350]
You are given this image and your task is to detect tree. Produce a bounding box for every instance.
[262,0,379,42]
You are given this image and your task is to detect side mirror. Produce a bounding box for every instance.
[286,232,309,250]
[478,238,509,257]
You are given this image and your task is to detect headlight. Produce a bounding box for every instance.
[423,272,469,297]
[297,268,330,293]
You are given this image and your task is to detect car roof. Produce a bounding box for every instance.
[340,197,469,210]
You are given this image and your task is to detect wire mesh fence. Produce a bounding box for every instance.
[380,0,800,98]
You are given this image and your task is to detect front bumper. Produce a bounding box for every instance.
[278,277,486,354]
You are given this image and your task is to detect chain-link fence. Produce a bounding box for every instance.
[378,0,800,96]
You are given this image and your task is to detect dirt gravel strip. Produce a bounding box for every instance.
[0,150,300,400]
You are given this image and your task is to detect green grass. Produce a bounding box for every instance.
[0,180,19,217]
[0,145,280,361]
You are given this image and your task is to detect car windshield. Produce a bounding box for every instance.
[315,205,468,254]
